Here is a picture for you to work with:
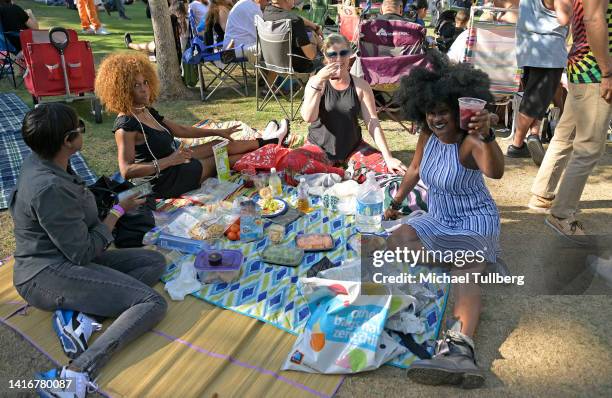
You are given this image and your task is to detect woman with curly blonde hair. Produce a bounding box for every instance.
[95,52,287,198]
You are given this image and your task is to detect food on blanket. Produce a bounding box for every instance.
[208,252,222,266]
[194,249,243,283]
[261,245,304,267]
[259,187,273,199]
[229,224,240,233]
[258,197,282,215]
[206,224,225,239]
[296,234,334,251]
[310,333,326,352]
[227,231,239,241]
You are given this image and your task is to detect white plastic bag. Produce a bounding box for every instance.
[164,257,201,301]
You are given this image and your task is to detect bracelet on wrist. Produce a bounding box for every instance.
[109,208,122,219]
[310,84,324,92]
[111,204,125,217]
[152,159,160,177]
[602,73,612,78]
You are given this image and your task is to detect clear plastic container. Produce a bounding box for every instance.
[194,249,243,283]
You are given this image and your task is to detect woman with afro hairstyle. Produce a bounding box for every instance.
[386,54,504,388]
[95,53,287,199]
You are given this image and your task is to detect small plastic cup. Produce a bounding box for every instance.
[253,173,269,189]
[241,170,256,188]
[458,97,487,130]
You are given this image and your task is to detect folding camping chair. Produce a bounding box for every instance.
[353,18,431,133]
[462,5,521,139]
[0,20,25,88]
[185,11,249,101]
[254,15,311,121]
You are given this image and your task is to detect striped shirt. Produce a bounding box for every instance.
[567,0,612,84]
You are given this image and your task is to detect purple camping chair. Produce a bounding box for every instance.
[353,18,430,133]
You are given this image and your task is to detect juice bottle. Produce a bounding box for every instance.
[269,167,283,197]
[296,177,310,212]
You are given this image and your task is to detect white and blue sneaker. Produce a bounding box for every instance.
[52,310,102,359]
[35,367,97,398]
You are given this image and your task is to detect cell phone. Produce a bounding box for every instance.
[117,182,153,202]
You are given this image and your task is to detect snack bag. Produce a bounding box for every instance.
[282,278,407,374]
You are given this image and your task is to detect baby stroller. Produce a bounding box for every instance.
[20,27,102,123]
[434,9,465,52]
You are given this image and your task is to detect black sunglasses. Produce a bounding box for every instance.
[325,49,351,58]
[65,119,86,137]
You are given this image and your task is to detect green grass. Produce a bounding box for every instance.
[0,0,417,259]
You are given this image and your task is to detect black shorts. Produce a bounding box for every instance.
[152,158,203,199]
[519,67,564,120]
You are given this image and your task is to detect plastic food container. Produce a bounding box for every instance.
[194,249,243,283]
[261,245,304,267]
[296,233,334,251]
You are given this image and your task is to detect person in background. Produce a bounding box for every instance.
[124,0,189,65]
[189,0,209,33]
[263,0,323,73]
[0,0,38,55]
[76,0,110,35]
[378,0,412,22]
[405,0,428,26]
[529,0,612,240]
[223,0,268,62]
[10,103,167,398]
[202,0,232,45]
[506,0,571,165]
[103,0,131,20]
[446,0,518,63]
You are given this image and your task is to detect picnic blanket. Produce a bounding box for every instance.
[0,93,97,209]
[157,178,448,369]
[0,259,344,397]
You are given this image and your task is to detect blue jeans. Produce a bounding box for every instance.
[15,248,167,377]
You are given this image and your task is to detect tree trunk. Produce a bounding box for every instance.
[149,0,190,99]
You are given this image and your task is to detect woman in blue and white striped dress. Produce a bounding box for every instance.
[385,58,504,388]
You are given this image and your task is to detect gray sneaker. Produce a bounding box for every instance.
[526,134,545,166]
[407,330,485,389]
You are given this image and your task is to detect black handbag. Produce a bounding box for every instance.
[87,176,156,248]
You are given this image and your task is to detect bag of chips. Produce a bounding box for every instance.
[282,277,408,374]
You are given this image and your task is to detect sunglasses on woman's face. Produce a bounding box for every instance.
[65,119,86,137]
[325,49,351,58]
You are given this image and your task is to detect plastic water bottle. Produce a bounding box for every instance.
[296,177,310,212]
[269,167,283,197]
[355,172,383,233]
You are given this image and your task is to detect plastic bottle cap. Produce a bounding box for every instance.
[300,178,305,183]
[271,167,277,173]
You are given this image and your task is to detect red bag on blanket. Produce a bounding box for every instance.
[233,142,389,184]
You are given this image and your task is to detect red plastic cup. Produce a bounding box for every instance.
[458,97,487,130]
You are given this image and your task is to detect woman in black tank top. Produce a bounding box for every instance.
[96,53,283,199]
[296,33,408,175]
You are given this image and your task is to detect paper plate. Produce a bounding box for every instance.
[259,198,287,218]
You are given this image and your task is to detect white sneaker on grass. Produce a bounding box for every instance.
[95,27,110,35]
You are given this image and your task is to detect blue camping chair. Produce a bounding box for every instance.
[182,11,249,101]
[0,20,25,88]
